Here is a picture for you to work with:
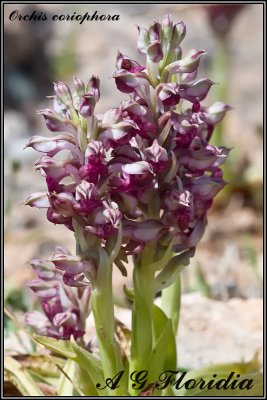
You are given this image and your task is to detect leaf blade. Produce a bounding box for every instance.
[4,356,45,396]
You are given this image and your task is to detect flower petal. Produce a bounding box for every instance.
[122,161,153,175]
[25,192,50,208]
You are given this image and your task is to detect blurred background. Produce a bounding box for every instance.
[4,3,263,369]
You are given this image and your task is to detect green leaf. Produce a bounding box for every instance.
[150,240,174,272]
[4,356,45,396]
[56,359,76,396]
[33,334,76,358]
[145,320,172,391]
[172,354,263,397]
[70,340,107,396]
[154,249,194,292]
[75,363,99,397]
[34,335,107,396]
[28,370,58,387]
[180,352,261,379]
[14,354,64,378]
[110,223,123,262]
[139,306,177,396]
[151,305,177,396]
[152,304,176,371]
[158,120,171,145]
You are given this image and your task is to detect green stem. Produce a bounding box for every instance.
[160,66,171,83]
[91,254,126,396]
[159,49,174,74]
[129,244,155,395]
[75,235,126,395]
[70,105,81,126]
[147,61,159,88]
[76,364,99,396]
[161,273,181,338]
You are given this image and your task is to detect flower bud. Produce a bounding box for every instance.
[147,41,163,63]
[72,77,85,109]
[37,109,77,135]
[54,81,73,106]
[149,21,161,42]
[137,26,150,54]
[50,254,95,276]
[167,49,206,74]
[205,102,233,125]
[179,79,214,102]
[73,76,85,98]
[79,94,96,118]
[24,135,76,156]
[30,258,58,281]
[171,21,186,49]
[27,279,58,299]
[191,176,226,200]
[85,75,100,102]
[162,14,173,42]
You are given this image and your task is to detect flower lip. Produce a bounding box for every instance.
[116,51,145,73]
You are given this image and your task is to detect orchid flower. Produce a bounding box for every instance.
[24,14,232,397]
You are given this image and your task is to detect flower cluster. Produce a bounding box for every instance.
[25,15,230,287]
[25,247,91,340]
